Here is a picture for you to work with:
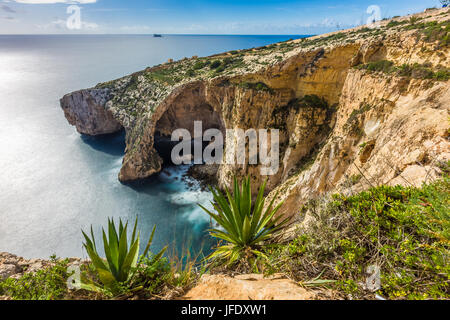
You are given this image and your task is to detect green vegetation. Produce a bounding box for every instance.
[434,68,450,81]
[209,60,222,69]
[343,103,372,134]
[345,174,362,187]
[0,257,71,300]
[3,14,450,301]
[302,32,349,48]
[238,81,273,92]
[386,20,409,28]
[356,60,450,81]
[356,60,394,73]
[409,16,422,25]
[260,177,450,299]
[403,20,450,46]
[2,176,449,300]
[193,59,210,70]
[296,94,330,109]
[126,73,141,91]
[81,218,167,294]
[185,69,196,77]
[142,55,243,86]
[0,220,200,300]
[199,177,289,267]
[277,94,331,114]
[208,57,245,74]
[272,95,335,132]
[144,66,181,85]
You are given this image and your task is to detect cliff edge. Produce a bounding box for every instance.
[60,8,450,222]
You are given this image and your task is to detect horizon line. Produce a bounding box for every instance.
[0,33,316,37]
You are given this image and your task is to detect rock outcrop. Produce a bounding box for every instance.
[60,9,449,220]
[60,89,122,135]
[0,252,83,281]
[182,274,334,300]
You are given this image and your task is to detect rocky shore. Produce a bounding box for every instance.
[0,252,84,282]
[184,164,219,191]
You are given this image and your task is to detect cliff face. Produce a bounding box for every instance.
[60,9,449,219]
[60,89,122,135]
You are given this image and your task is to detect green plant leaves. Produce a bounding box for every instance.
[81,218,165,295]
[199,176,288,264]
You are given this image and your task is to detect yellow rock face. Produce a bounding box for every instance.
[182,274,330,300]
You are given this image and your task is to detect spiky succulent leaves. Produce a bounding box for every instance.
[82,227,116,290]
[82,217,154,293]
[199,176,288,263]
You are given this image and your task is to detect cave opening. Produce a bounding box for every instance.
[154,101,225,168]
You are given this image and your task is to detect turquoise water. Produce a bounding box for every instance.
[0,34,304,259]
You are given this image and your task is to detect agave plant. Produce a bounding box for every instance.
[82,218,166,293]
[199,176,289,264]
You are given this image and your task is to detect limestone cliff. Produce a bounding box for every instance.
[60,9,449,220]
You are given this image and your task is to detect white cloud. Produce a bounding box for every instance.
[120,25,150,32]
[8,1,96,4]
[37,18,98,30]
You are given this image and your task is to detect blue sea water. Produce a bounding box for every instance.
[0,34,304,259]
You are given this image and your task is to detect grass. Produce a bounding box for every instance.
[144,67,181,85]
[356,60,450,81]
[0,257,71,300]
[259,177,450,300]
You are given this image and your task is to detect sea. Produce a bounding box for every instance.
[0,34,304,259]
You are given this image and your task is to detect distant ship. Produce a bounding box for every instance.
[153,34,162,38]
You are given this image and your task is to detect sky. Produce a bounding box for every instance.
[0,0,444,35]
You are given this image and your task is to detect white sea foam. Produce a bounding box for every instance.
[169,188,213,223]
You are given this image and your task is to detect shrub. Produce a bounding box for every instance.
[186,69,196,77]
[0,258,70,300]
[356,60,449,81]
[199,177,289,267]
[434,68,450,81]
[300,94,329,109]
[407,20,450,46]
[215,65,226,73]
[344,103,372,132]
[209,60,222,69]
[223,57,233,65]
[238,82,273,92]
[366,60,394,73]
[261,177,450,299]
[409,16,421,25]
[386,20,408,28]
[193,61,206,70]
[411,66,434,79]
